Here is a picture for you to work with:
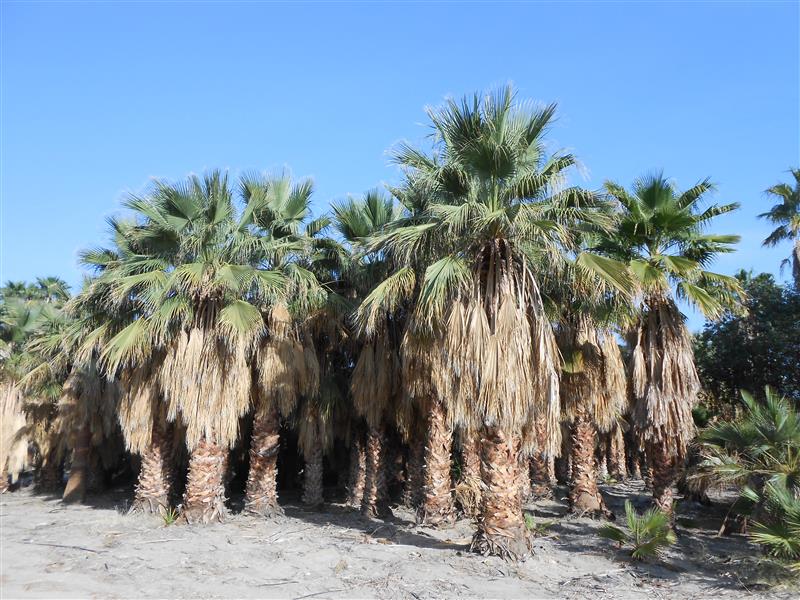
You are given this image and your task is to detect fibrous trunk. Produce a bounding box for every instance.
[554,427,571,485]
[648,441,677,516]
[0,466,8,494]
[471,427,530,560]
[568,407,606,516]
[62,425,90,504]
[529,418,553,499]
[361,425,391,518]
[183,435,227,524]
[346,429,366,508]
[456,433,482,518]
[302,424,324,509]
[596,437,609,481]
[403,436,424,509]
[607,425,627,481]
[37,448,62,493]
[133,423,173,514]
[244,407,283,517]
[417,399,454,526]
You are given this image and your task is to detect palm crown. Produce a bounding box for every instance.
[599,172,744,318]
[759,168,800,287]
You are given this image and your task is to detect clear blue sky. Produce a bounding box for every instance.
[2,1,798,329]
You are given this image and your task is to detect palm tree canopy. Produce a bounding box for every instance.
[599,172,744,319]
[358,85,614,435]
[759,168,800,287]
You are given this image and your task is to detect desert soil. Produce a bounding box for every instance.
[0,480,794,599]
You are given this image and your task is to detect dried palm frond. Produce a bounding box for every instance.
[1,384,30,483]
[117,358,163,455]
[351,336,399,429]
[597,329,628,433]
[161,327,252,450]
[630,298,698,458]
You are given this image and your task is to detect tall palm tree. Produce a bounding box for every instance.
[598,172,744,514]
[759,168,800,289]
[237,173,324,518]
[98,171,296,523]
[360,87,622,558]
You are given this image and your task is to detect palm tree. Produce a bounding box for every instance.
[599,172,744,514]
[360,86,621,558]
[97,170,296,523]
[332,190,403,518]
[759,168,800,289]
[237,173,324,518]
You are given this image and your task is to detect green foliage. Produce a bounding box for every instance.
[162,507,180,526]
[523,512,553,536]
[598,500,676,561]
[692,387,800,569]
[694,271,800,411]
[758,168,800,288]
[597,172,744,319]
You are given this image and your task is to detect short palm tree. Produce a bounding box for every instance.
[598,172,744,514]
[361,86,621,558]
[759,168,800,289]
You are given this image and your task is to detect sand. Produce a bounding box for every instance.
[0,481,794,599]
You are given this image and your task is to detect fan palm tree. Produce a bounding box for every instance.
[96,170,299,523]
[598,172,744,514]
[237,173,324,518]
[334,190,403,519]
[360,86,625,558]
[759,168,800,289]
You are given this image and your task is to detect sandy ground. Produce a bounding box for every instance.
[0,481,795,599]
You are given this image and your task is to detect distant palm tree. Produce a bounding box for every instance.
[759,168,800,288]
[599,172,744,514]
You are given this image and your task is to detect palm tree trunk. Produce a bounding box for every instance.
[346,429,367,508]
[302,420,324,509]
[568,407,606,515]
[554,426,571,485]
[596,436,609,481]
[793,238,799,290]
[133,422,173,514]
[456,432,482,518]
[647,441,677,516]
[607,425,627,481]
[244,407,282,517]
[403,436,424,509]
[529,418,553,499]
[0,465,8,494]
[417,399,454,525]
[87,452,105,493]
[471,426,530,560]
[62,424,90,503]
[37,449,62,493]
[183,435,227,524]
[361,424,391,518]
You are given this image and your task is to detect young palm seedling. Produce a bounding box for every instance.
[598,500,676,561]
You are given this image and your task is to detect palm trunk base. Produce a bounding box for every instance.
[302,443,324,509]
[62,426,90,504]
[132,427,173,515]
[417,400,454,527]
[402,439,424,509]
[245,409,284,518]
[183,438,228,524]
[37,452,62,493]
[455,434,482,518]
[471,427,531,561]
[361,426,391,519]
[346,434,367,509]
[648,441,678,516]
[529,453,553,500]
[568,412,609,517]
[0,468,9,494]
